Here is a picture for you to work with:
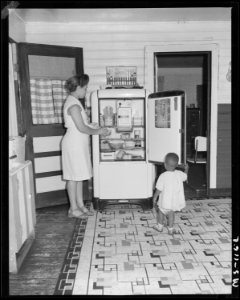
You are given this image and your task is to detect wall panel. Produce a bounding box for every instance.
[25,20,231,105]
[216,104,231,188]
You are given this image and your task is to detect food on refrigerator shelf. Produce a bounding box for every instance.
[103,106,114,126]
[120,133,130,139]
[100,114,104,126]
[116,149,125,160]
[100,140,111,150]
[133,116,143,126]
[108,140,124,150]
[135,140,142,147]
[123,153,132,160]
[134,130,140,139]
[124,140,135,149]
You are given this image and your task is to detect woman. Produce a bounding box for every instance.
[62,74,109,218]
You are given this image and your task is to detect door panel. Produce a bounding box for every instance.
[34,156,62,173]
[148,91,186,165]
[216,104,231,188]
[33,136,63,153]
[17,43,84,208]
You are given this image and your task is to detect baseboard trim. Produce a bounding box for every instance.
[209,188,232,197]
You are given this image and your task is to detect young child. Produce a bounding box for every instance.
[153,153,189,235]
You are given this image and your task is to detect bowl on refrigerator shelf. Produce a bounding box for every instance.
[108,140,124,150]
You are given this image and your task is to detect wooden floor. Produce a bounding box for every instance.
[9,204,76,295]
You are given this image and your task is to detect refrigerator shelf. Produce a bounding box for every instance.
[101,147,145,152]
[100,158,145,162]
[100,138,144,141]
[102,125,145,128]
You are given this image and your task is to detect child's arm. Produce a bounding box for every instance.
[153,188,161,205]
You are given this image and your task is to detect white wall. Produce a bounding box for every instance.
[158,68,203,106]
[9,11,26,137]
[9,10,26,42]
[24,21,231,105]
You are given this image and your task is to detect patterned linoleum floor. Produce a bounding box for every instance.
[55,198,232,295]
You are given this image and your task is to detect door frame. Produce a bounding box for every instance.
[144,43,219,191]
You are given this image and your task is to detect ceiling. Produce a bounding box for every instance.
[14,8,231,23]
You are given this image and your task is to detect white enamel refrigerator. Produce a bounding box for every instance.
[91,89,186,210]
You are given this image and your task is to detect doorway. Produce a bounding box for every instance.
[154,52,211,197]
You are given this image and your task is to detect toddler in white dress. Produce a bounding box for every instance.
[153,153,189,235]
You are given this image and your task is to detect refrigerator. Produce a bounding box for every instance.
[91,89,186,210]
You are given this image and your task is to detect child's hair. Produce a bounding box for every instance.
[64,74,89,93]
[165,152,179,164]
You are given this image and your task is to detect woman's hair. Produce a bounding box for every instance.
[165,152,179,163]
[64,74,89,93]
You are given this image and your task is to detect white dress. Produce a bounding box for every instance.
[156,170,187,212]
[61,95,93,181]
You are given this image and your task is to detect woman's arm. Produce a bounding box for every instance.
[68,105,107,135]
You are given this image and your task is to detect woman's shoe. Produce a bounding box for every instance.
[68,209,88,218]
[78,205,94,216]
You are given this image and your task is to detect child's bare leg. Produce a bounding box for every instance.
[159,209,165,225]
[168,211,175,228]
[155,206,160,223]
[167,211,176,234]
[154,207,164,232]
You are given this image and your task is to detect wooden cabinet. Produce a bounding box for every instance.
[186,108,200,157]
[9,161,36,273]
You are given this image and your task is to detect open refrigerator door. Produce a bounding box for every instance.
[148,90,186,165]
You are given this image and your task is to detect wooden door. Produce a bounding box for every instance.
[17,43,84,208]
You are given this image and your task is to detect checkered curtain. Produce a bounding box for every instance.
[51,80,67,123]
[30,79,67,124]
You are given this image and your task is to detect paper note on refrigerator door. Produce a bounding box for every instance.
[155,99,171,128]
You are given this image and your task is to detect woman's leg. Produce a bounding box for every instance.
[66,180,78,211]
[76,181,84,208]
[76,181,94,215]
